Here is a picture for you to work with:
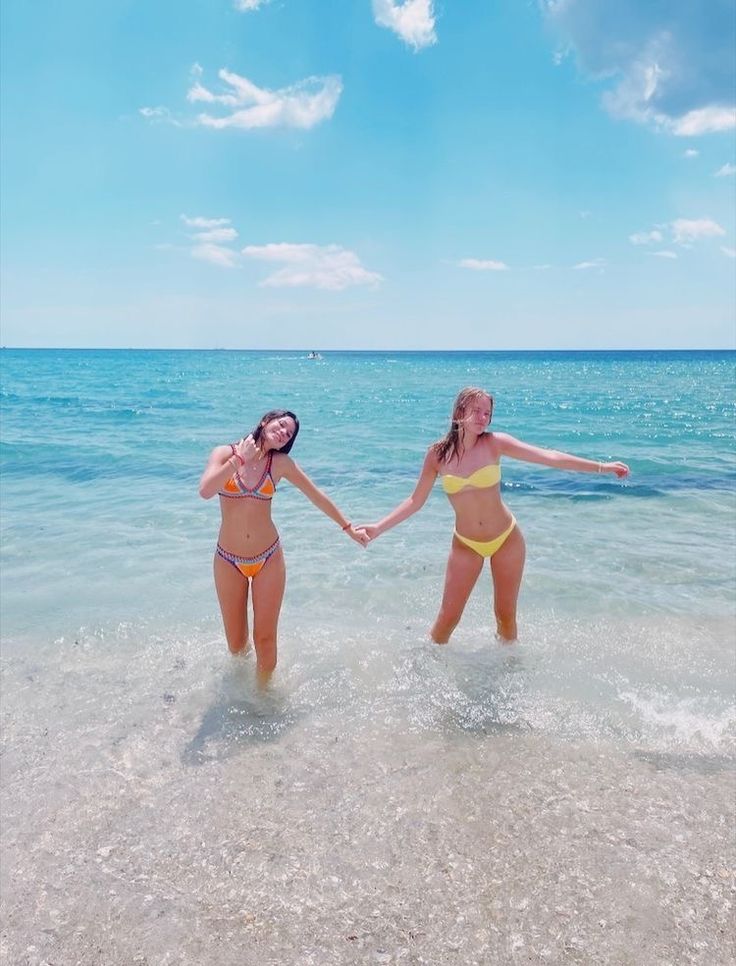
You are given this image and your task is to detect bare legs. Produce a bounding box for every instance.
[250,549,286,687]
[214,553,250,654]
[430,538,483,643]
[430,527,526,644]
[213,548,286,686]
[490,526,525,641]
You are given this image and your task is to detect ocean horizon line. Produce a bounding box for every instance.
[2,346,735,355]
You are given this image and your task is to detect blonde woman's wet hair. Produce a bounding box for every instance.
[433,387,494,464]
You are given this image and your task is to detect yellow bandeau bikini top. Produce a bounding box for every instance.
[441,462,501,495]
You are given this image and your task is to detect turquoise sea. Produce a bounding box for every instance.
[1,348,735,965]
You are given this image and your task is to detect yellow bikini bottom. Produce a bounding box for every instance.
[454,516,516,559]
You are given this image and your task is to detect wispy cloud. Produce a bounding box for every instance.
[629,229,663,245]
[191,244,239,267]
[630,218,726,248]
[186,65,342,129]
[458,258,509,272]
[234,0,269,10]
[573,258,606,271]
[139,106,182,127]
[671,107,736,136]
[143,65,342,131]
[542,1,736,136]
[373,0,437,51]
[715,162,736,177]
[179,214,240,267]
[242,243,383,290]
[193,228,239,243]
[648,250,678,259]
[168,219,381,289]
[721,246,736,259]
[181,215,231,229]
[683,148,699,158]
[671,218,726,244]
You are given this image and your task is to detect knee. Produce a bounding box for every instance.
[253,632,277,671]
[226,632,247,654]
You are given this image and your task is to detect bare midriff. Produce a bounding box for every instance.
[446,484,514,541]
[218,498,279,554]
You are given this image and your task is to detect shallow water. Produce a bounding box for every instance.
[1,349,735,963]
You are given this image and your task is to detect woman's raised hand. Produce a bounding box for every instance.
[235,434,262,464]
[605,461,630,478]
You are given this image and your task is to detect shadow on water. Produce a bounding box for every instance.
[182,660,303,766]
[411,644,528,739]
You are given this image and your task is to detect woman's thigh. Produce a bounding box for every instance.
[438,537,485,619]
[213,553,250,649]
[251,548,286,642]
[490,525,526,616]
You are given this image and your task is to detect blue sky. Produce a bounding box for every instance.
[1,0,735,349]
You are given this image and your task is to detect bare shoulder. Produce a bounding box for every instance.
[425,444,442,471]
[211,443,232,461]
[487,431,515,455]
[271,451,294,480]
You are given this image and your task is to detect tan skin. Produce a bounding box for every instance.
[356,393,629,643]
[199,414,367,685]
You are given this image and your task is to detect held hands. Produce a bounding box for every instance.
[345,525,370,547]
[353,524,380,543]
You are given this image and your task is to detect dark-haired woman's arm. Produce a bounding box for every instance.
[278,456,369,545]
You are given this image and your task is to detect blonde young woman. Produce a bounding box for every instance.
[357,387,629,643]
[199,409,367,683]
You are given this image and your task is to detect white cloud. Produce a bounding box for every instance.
[672,106,736,136]
[458,259,509,272]
[181,215,231,229]
[671,218,726,244]
[573,258,606,270]
[242,243,383,290]
[373,0,437,51]
[683,148,699,158]
[648,250,678,259]
[187,67,342,130]
[542,1,736,136]
[721,246,736,259]
[139,106,182,127]
[631,217,727,248]
[629,229,663,245]
[177,215,240,266]
[191,244,239,268]
[715,162,736,177]
[191,227,239,243]
[234,0,269,10]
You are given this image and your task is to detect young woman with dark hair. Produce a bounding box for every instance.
[199,409,367,684]
[357,387,629,643]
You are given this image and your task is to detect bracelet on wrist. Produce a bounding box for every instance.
[597,461,603,473]
[229,444,245,467]
[341,522,352,531]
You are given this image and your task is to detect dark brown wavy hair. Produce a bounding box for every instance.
[433,387,493,464]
